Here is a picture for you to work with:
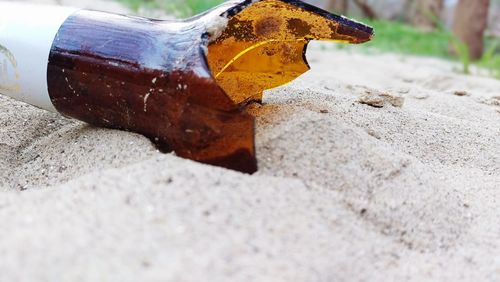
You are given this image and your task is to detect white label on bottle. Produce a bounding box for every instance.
[0,2,77,112]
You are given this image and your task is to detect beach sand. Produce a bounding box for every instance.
[1,1,500,281]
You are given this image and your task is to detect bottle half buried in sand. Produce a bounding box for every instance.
[0,0,373,173]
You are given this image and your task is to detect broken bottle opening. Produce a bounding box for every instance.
[0,0,373,174]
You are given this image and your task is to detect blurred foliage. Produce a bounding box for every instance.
[183,0,225,15]
[118,0,224,16]
[358,18,500,78]
[361,19,452,58]
[479,41,500,79]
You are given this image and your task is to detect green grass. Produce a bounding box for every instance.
[354,18,500,78]
[117,0,157,11]
[361,19,453,58]
[118,0,224,17]
[184,0,225,15]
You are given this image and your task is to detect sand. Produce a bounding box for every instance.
[1,1,500,281]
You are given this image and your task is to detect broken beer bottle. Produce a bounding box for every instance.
[0,0,373,173]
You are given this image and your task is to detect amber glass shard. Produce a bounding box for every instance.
[211,40,308,104]
[208,0,374,105]
[44,0,372,174]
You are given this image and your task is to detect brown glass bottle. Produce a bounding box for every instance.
[45,0,373,174]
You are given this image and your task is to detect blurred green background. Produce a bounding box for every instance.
[118,0,500,78]
[118,0,224,16]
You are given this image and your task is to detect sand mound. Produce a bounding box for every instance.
[0,24,499,281]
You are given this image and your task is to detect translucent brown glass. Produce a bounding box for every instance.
[46,0,373,173]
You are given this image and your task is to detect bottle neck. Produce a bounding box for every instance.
[45,9,259,174]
